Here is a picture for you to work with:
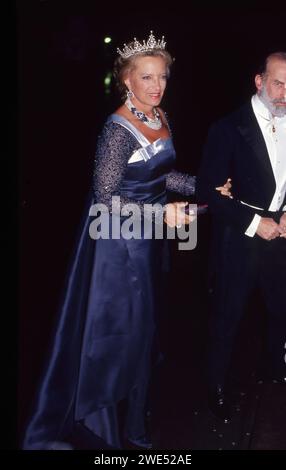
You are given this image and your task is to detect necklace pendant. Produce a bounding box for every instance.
[272,124,276,133]
[125,97,162,130]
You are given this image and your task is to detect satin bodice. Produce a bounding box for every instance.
[107,114,176,205]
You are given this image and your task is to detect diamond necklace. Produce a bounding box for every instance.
[125,96,162,130]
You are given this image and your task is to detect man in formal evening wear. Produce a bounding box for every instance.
[197,52,286,422]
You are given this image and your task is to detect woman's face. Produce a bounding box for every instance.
[124,55,168,111]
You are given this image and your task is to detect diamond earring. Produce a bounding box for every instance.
[127,90,134,99]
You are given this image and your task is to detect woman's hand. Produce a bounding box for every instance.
[164,202,195,228]
[215,178,233,198]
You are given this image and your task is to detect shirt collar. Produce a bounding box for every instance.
[252,94,272,121]
[252,94,286,129]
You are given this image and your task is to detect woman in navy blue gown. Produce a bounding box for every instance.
[23,32,231,450]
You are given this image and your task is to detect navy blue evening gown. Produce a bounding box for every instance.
[23,115,195,449]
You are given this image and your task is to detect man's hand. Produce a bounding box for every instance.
[256,217,280,240]
[278,213,286,238]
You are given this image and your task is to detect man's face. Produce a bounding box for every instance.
[255,58,286,117]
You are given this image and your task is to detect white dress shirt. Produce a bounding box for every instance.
[244,95,286,237]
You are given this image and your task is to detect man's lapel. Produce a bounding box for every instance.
[236,102,275,182]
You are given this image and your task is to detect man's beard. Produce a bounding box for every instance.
[259,85,286,117]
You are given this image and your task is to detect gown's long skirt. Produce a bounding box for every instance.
[23,206,166,449]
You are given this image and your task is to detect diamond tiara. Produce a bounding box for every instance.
[117,31,166,59]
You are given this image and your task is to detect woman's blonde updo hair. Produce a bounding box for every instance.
[113,43,174,101]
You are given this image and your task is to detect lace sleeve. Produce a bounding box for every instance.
[166,169,196,196]
[93,122,165,219]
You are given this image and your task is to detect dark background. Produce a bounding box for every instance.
[16,1,286,450]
